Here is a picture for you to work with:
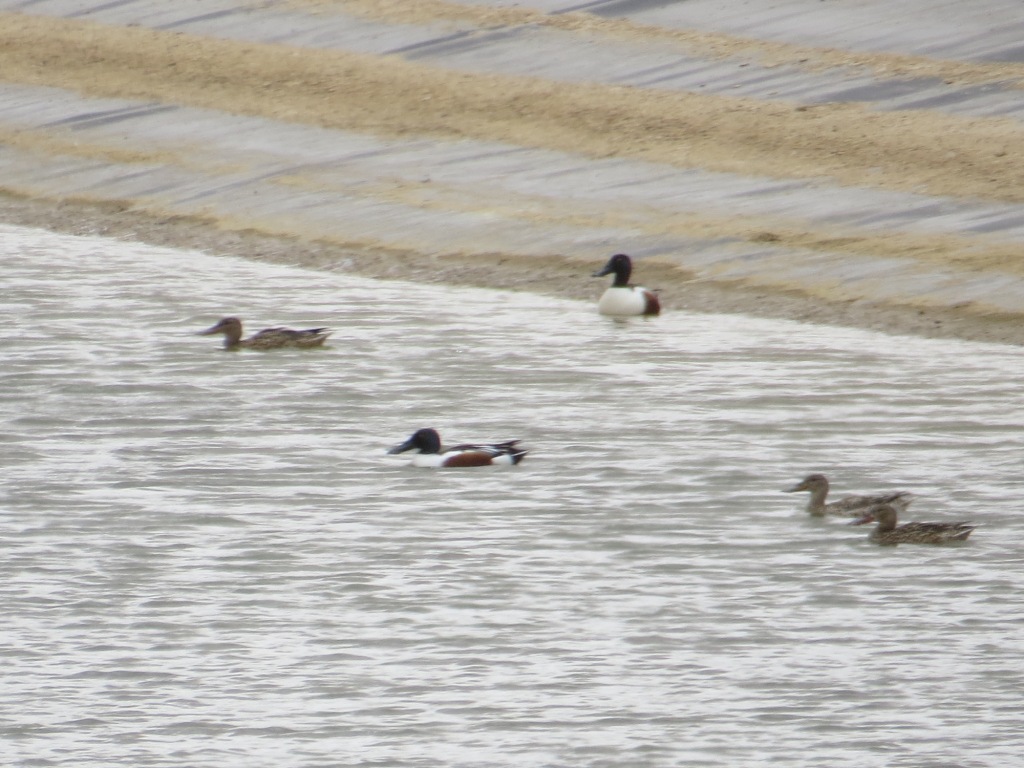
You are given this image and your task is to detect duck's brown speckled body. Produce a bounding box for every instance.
[200,317,330,350]
[784,473,913,518]
[851,504,975,545]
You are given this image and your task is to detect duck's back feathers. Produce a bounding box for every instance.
[890,521,976,542]
[247,326,331,349]
[870,520,976,546]
[829,490,914,515]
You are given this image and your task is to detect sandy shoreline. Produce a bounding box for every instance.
[6,190,1022,346]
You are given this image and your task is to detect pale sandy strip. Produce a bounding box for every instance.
[1,12,1023,208]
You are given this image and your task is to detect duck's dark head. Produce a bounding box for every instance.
[387,428,442,455]
[783,473,828,494]
[851,504,898,531]
[199,317,244,347]
[592,253,633,287]
[200,317,242,336]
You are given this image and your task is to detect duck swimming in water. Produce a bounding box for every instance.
[592,253,660,316]
[199,317,331,350]
[850,503,975,545]
[784,473,913,518]
[387,428,528,468]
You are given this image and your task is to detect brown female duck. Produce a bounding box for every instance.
[784,473,913,517]
[851,504,975,545]
[200,317,331,350]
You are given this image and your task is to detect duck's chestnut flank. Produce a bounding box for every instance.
[439,451,505,468]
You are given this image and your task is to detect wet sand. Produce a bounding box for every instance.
[3,2,1024,344]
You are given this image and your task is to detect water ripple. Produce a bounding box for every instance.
[1,224,1023,767]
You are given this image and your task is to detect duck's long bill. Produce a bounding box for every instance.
[386,438,415,455]
[782,483,804,493]
[198,322,223,336]
[591,265,613,277]
[850,513,875,526]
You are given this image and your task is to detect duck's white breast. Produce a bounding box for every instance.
[597,286,649,316]
[411,453,447,468]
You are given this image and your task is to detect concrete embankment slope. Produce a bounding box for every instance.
[2,0,1024,342]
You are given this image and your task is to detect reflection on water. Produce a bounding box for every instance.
[1,224,1022,767]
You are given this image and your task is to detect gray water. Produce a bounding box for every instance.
[1,224,1022,768]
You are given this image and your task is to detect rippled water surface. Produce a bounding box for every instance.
[2,224,1023,767]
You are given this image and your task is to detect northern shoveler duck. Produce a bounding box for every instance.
[199,317,331,350]
[592,253,661,316]
[784,473,913,518]
[850,504,975,545]
[386,428,528,468]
